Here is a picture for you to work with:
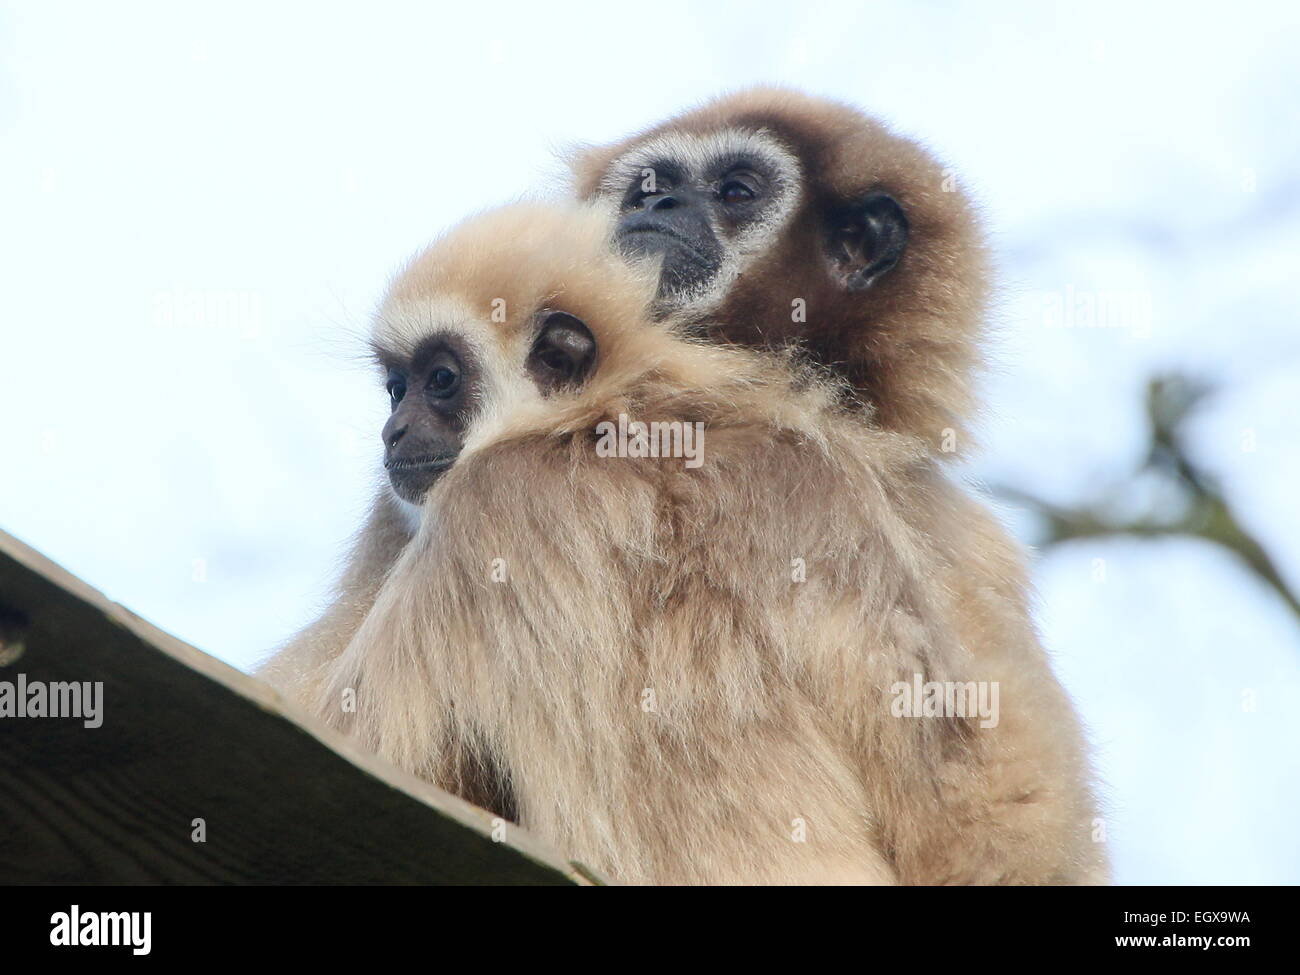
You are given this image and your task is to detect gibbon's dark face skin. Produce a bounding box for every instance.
[380,333,473,504]
[614,158,775,298]
[610,142,909,306]
[378,312,597,504]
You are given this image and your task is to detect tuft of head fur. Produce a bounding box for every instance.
[569,86,991,455]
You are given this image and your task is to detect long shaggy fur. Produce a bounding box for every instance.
[261,202,1106,885]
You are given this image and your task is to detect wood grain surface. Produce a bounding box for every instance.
[0,529,590,885]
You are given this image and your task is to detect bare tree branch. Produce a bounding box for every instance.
[992,373,1300,619]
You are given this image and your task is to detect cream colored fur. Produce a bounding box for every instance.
[259,202,1107,885]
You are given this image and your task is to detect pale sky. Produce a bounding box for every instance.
[2,0,1297,884]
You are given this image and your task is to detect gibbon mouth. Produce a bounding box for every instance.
[617,225,708,258]
[384,454,458,473]
[616,227,721,294]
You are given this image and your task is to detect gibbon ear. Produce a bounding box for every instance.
[828,192,909,292]
[527,311,598,393]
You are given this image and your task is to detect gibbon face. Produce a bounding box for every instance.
[599,127,908,313]
[571,87,990,449]
[606,129,805,305]
[376,311,596,504]
[369,203,658,511]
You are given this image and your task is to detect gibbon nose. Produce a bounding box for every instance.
[646,193,679,211]
[381,415,407,450]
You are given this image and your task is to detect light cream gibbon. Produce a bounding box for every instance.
[259,202,1106,885]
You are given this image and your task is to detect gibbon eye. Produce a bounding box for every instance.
[428,365,460,398]
[386,373,407,410]
[719,179,756,204]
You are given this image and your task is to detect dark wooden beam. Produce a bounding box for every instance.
[0,529,589,885]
